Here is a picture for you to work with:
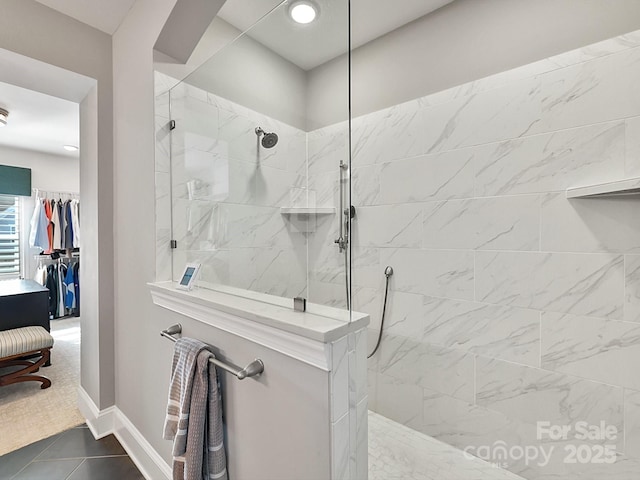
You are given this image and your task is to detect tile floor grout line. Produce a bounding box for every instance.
[65,458,86,480]
[34,454,130,461]
[31,433,63,463]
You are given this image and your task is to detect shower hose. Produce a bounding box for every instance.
[367,266,393,359]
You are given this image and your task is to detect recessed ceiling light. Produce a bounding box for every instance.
[289,1,317,24]
[63,145,79,152]
[0,108,8,128]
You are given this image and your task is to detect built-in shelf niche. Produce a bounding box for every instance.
[566,177,640,198]
[280,207,336,215]
[280,207,335,232]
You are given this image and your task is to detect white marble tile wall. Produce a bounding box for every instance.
[331,328,368,480]
[304,31,640,480]
[157,77,310,299]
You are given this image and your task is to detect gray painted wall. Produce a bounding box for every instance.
[307,0,640,128]
[0,0,115,409]
[186,17,309,130]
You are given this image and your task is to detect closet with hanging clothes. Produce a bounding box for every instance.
[34,254,80,319]
[30,190,80,320]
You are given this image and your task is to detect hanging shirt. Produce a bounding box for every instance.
[29,200,41,248]
[45,264,58,318]
[57,200,66,250]
[57,262,67,317]
[64,263,76,309]
[64,201,73,249]
[34,264,47,286]
[72,261,80,315]
[51,200,62,250]
[71,200,80,247]
[29,199,49,250]
[44,200,54,254]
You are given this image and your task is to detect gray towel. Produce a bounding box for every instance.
[164,338,228,480]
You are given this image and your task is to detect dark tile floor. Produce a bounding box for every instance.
[0,425,144,480]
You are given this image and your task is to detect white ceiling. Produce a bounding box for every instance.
[0,81,79,158]
[34,0,136,34]
[32,0,454,68]
[218,0,455,70]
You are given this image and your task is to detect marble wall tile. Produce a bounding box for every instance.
[307,170,339,208]
[476,357,624,440]
[625,116,640,176]
[171,199,220,251]
[421,387,533,454]
[307,121,349,175]
[217,204,289,249]
[625,389,640,459]
[188,249,230,286]
[378,335,475,402]
[223,160,256,204]
[354,330,367,403]
[308,280,349,309]
[382,291,425,339]
[218,107,271,165]
[535,48,640,135]
[352,164,381,206]
[423,195,540,251]
[331,337,349,422]
[541,312,640,390]
[331,412,350,480]
[172,96,220,146]
[351,247,381,289]
[541,193,640,253]
[375,373,424,431]
[155,172,171,230]
[351,100,428,166]
[355,398,367,480]
[423,296,540,367]
[351,205,422,248]
[525,454,640,480]
[475,121,625,197]
[420,76,543,153]
[625,255,640,323]
[253,166,304,207]
[154,71,177,97]
[154,101,171,173]
[475,251,624,318]
[380,248,474,300]
[156,227,172,282]
[545,30,640,68]
[229,246,306,298]
[378,148,476,204]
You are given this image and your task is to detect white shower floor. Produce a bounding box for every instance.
[368,411,525,480]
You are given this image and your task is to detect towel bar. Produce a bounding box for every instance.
[160,324,264,380]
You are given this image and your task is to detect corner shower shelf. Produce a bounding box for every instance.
[280,207,336,215]
[566,177,640,198]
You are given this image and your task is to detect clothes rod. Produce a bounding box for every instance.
[160,324,264,380]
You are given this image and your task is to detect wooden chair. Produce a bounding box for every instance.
[0,326,54,389]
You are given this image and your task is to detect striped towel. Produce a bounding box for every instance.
[163,338,228,480]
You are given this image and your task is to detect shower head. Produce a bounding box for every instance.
[384,266,394,277]
[255,127,279,148]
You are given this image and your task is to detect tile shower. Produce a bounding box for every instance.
[155,28,640,480]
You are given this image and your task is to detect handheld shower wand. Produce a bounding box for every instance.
[368,266,394,359]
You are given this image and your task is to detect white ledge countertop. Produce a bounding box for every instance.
[148,281,369,343]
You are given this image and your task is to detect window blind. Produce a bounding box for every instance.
[0,195,20,277]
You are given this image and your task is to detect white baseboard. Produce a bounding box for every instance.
[77,387,172,480]
[77,387,116,439]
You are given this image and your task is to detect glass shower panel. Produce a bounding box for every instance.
[169,0,351,310]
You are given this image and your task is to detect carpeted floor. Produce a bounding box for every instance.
[0,317,84,456]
